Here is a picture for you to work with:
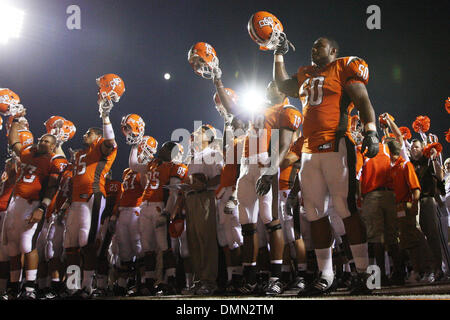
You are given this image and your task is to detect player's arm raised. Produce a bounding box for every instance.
[8,120,24,156]
[273,44,299,98]
[100,112,117,156]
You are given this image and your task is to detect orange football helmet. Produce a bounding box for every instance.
[0,88,25,117]
[61,119,76,142]
[379,113,395,128]
[168,217,185,238]
[121,114,146,145]
[188,42,219,79]
[137,135,158,163]
[96,73,125,104]
[44,115,66,135]
[248,11,285,51]
[0,116,2,131]
[18,129,34,149]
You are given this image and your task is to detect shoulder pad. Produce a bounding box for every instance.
[283,104,299,111]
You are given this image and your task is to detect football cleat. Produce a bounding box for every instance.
[298,273,337,297]
[265,277,285,296]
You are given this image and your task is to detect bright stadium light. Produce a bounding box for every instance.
[0,4,25,44]
[241,88,266,114]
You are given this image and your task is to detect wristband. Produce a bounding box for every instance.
[103,122,115,140]
[38,203,48,213]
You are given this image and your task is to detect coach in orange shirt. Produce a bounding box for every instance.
[387,140,423,282]
[357,134,403,285]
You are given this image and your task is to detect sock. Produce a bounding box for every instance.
[315,247,334,283]
[144,271,156,280]
[38,277,48,290]
[350,243,369,273]
[165,267,176,280]
[96,274,107,289]
[185,273,193,288]
[118,277,127,288]
[82,270,95,291]
[270,260,283,279]
[25,269,37,282]
[227,267,233,281]
[232,266,243,276]
[243,263,257,284]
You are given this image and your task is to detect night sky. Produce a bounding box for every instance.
[0,0,449,176]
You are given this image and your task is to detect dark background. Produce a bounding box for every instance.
[0,0,448,176]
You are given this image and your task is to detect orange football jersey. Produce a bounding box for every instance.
[244,98,302,158]
[106,180,122,203]
[72,138,117,202]
[143,159,188,202]
[296,56,369,153]
[119,168,144,207]
[0,170,14,212]
[15,147,68,201]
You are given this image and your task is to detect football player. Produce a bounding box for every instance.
[6,121,68,299]
[115,168,144,295]
[273,36,379,295]
[0,158,16,299]
[214,75,302,295]
[63,92,118,298]
[130,141,187,295]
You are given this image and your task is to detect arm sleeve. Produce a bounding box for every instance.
[129,145,147,174]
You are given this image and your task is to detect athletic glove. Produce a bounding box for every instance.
[256,174,275,196]
[224,196,238,214]
[274,33,289,55]
[361,130,379,158]
[285,191,299,217]
[212,66,222,82]
[107,218,117,234]
[98,99,114,118]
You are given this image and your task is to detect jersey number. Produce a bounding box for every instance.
[123,174,137,191]
[76,154,87,175]
[147,171,160,190]
[300,76,325,106]
[20,164,38,183]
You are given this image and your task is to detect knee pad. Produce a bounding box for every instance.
[265,222,282,234]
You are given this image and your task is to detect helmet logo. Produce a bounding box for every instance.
[0,95,13,105]
[205,43,214,57]
[109,77,122,89]
[259,16,274,28]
